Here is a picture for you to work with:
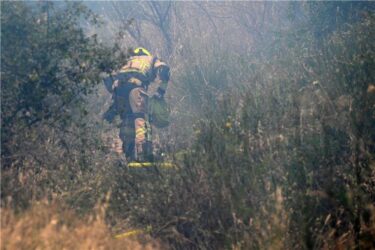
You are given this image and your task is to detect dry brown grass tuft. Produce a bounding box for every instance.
[0,200,163,250]
[319,204,375,250]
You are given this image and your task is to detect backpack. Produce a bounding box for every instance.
[148,96,170,128]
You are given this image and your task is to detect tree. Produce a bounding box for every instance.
[1,1,125,207]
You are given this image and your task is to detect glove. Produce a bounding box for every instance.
[103,76,114,93]
[156,81,168,98]
[156,87,166,99]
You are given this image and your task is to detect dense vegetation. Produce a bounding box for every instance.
[1,1,126,210]
[1,1,374,249]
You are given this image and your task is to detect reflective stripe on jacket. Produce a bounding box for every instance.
[119,55,168,85]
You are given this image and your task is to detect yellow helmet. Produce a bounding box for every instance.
[133,47,152,56]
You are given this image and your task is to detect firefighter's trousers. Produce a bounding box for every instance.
[119,86,152,162]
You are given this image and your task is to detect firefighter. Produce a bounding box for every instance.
[103,47,170,162]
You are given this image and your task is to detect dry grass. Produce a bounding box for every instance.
[0,200,164,250]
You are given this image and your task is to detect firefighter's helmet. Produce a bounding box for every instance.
[133,47,152,57]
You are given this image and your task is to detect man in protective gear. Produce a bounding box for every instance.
[103,47,170,162]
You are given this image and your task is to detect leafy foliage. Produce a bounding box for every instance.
[119,3,375,249]
[1,2,374,250]
[1,2,125,208]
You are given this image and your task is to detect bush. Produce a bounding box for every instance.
[0,200,163,250]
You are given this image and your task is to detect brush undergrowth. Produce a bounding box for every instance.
[1,2,374,250]
[0,200,163,250]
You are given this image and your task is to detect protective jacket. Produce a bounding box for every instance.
[103,54,170,162]
[103,55,170,121]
